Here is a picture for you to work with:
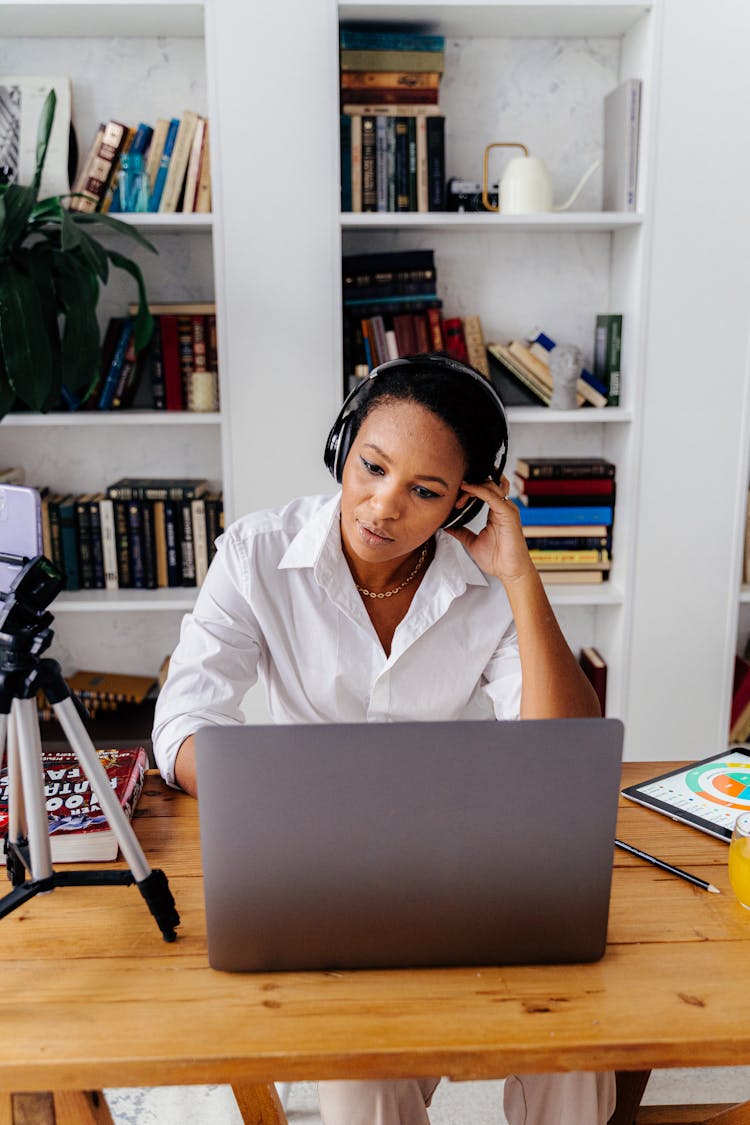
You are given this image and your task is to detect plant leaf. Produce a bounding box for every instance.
[106,247,154,350]
[0,183,38,255]
[0,350,17,421]
[0,255,60,411]
[33,89,57,195]
[69,210,158,254]
[50,251,101,401]
[59,207,84,252]
[69,225,110,284]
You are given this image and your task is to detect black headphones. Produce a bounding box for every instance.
[324,355,509,530]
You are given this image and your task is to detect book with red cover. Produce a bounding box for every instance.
[0,747,148,863]
[579,647,608,714]
[514,475,615,496]
[158,315,184,410]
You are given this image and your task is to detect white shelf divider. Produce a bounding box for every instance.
[341,212,644,233]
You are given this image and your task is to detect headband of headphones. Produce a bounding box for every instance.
[323,355,509,530]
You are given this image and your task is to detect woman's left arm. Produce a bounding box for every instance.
[447,478,601,719]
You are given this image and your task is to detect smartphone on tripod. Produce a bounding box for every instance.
[0,485,43,598]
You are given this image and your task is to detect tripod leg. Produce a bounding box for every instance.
[51,697,180,941]
[51,697,152,881]
[5,710,28,886]
[12,699,53,883]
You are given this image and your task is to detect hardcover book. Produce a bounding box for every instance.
[603,78,642,211]
[580,646,608,715]
[0,747,148,863]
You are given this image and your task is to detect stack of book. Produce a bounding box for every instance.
[68,111,211,215]
[339,26,446,212]
[88,303,219,413]
[487,328,610,409]
[342,249,442,390]
[37,478,223,592]
[511,456,616,585]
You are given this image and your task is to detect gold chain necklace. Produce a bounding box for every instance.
[355,544,429,600]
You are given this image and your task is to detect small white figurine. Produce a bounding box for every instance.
[549,344,582,410]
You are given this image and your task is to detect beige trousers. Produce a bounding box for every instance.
[318,1070,616,1125]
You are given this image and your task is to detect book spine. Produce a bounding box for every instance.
[426,116,445,211]
[163,500,182,586]
[140,500,157,590]
[159,315,184,410]
[179,500,196,586]
[149,117,179,212]
[192,497,209,586]
[426,307,445,351]
[177,314,195,405]
[361,117,377,212]
[159,112,198,213]
[339,30,445,52]
[340,115,352,212]
[69,120,127,213]
[99,497,119,590]
[394,118,409,211]
[98,319,134,410]
[182,115,206,212]
[148,319,166,409]
[88,496,106,589]
[194,120,212,213]
[113,499,132,587]
[58,497,81,591]
[415,116,428,212]
[350,114,362,213]
[375,115,388,212]
[204,494,224,564]
[152,500,168,587]
[594,314,623,407]
[385,117,396,212]
[340,49,445,73]
[127,501,146,589]
[75,495,94,589]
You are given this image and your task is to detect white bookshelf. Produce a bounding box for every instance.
[0,0,224,682]
[334,0,656,726]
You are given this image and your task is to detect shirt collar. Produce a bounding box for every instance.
[278,492,487,590]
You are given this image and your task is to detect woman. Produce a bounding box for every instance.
[153,354,612,1125]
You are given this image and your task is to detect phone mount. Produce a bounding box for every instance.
[0,552,180,941]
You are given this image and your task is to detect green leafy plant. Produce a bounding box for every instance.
[0,89,155,419]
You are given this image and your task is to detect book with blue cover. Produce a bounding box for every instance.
[149,117,179,212]
[511,499,614,527]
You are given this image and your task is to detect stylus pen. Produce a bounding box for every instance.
[615,839,721,894]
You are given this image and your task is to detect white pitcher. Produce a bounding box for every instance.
[482,142,601,214]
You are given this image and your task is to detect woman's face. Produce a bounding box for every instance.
[340,399,468,566]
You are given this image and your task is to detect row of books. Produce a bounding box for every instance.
[36,477,223,592]
[340,27,446,212]
[341,111,446,213]
[77,304,219,413]
[488,322,621,410]
[511,456,617,585]
[69,110,211,214]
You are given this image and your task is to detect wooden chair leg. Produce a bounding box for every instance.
[10,1094,55,1125]
[7,1091,113,1125]
[609,1070,652,1125]
[232,1083,289,1125]
[52,1091,114,1125]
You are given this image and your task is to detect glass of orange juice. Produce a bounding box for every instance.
[728,812,750,910]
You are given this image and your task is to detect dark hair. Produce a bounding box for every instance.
[350,354,506,484]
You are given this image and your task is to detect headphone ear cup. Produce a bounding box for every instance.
[331,414,356,483]
[442,496,484,530]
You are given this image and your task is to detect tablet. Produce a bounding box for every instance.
[621,749,750,842]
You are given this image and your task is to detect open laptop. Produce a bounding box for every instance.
[195,717,624,972]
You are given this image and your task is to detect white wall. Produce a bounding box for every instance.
[625,0,750,759]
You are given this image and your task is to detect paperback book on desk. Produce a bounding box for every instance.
[0,746,148,863]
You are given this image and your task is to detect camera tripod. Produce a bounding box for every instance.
[0,553,180,941]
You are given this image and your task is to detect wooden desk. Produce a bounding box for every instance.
[1,764,749,1100]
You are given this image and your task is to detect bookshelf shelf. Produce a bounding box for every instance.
[341,212,644,234]
[54,588,199,613]
[3,1,205,37]
[1,412,221,427]
[115,213,213,234]
[545,583,624,608]
[507,407,632,424]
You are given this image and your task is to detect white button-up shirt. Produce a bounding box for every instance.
[152,493,522,787]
